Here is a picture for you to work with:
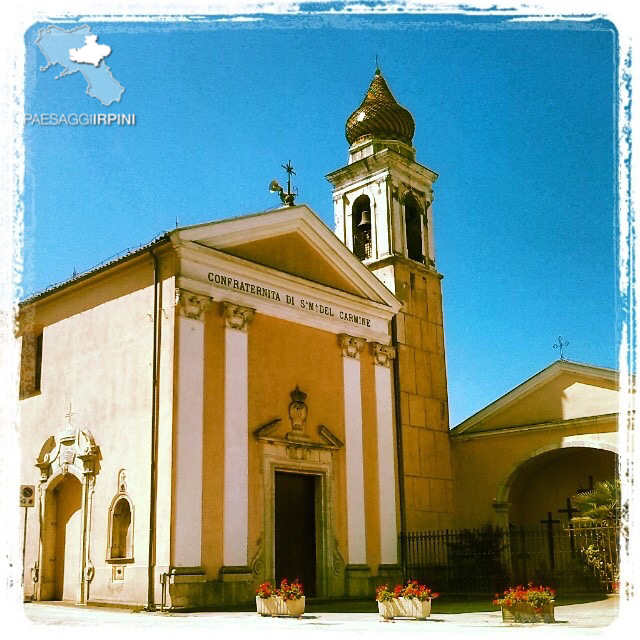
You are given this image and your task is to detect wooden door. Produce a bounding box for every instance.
[275,472,317,597]
[53,475,82,601]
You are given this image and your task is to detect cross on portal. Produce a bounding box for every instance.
[64,403,74,424]
[540,511,561,569]
[558,497,580,522]
[577,475,594,494]
[558,498,581,556]
[541,511,561,527]
[553,335,569,360]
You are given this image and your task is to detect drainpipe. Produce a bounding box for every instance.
[391,316,407,568]
[147,249,161,610]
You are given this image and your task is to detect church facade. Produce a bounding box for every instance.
[18,70,454,608]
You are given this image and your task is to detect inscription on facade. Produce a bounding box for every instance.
[208,271,372,328]
[209,273,281,301]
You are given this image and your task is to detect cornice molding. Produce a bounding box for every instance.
[176,240,400,318]
[170,204,401,313]
[326,148,438,187]
[254,425,343,452]
[450,412,619,442]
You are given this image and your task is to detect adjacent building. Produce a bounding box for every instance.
[451,360,620,529]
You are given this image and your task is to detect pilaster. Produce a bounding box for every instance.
[174,290,211,568]
[339,334,368,567]
[372,342,399,565]
[222,302,255,570]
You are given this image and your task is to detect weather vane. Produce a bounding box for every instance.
[269,160,297,206]
[553,336,569,360]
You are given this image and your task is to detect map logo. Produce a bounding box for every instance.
[36,25,124,106]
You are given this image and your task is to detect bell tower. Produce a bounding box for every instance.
[327,68,454,533]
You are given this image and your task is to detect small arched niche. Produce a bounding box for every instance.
[107,470,134,563]
[404,193,424,263]
[351,194,373,261]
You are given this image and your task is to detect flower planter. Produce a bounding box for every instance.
[284,597,305,618]
[501,603,554,623]
[256,596,281,616]
[256,595,305,617]
[378,597,432,620]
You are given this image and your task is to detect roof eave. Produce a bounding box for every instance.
[451,360,621,436]
[19,234,171,308]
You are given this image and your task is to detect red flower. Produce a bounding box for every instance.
[256,582,274,598]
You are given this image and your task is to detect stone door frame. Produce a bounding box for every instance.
[34,427,99,604]
[259,446,340,598]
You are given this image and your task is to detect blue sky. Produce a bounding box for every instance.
[22,13,618,426]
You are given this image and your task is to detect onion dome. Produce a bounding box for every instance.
[346,68,415,146]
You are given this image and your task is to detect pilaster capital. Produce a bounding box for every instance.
[223,302,255,331]
[371,342,396,367]
[338,334,366,359]
[176,289,212,321]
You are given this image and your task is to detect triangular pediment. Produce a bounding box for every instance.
[172,204,400,309]
[219,232,361,295]
[452,361,620,436]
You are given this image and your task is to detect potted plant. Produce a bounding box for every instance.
[256,582,279,616]
[375,585,399,619]
[401,580,438,619]
[493,583,555,623]
[256,579,305,617]
[277,578,305,618]
[376,581,440,620]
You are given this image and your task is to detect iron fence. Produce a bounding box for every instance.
[399,522,619,594]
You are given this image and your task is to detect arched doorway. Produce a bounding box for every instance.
[496,443,618,591]
[34,426,100,603]
[504,446,618,527]
[49,474,82,600]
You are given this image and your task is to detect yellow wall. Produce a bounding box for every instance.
[201,302,226,578]
[198,309,391,579]
[451,417,618,528]
[246,314,348,570]
[382,260,454,531]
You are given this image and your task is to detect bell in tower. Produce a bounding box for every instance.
[353,205,372,260]
[326,67,454,534]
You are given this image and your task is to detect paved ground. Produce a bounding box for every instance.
[17,596,625,639]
